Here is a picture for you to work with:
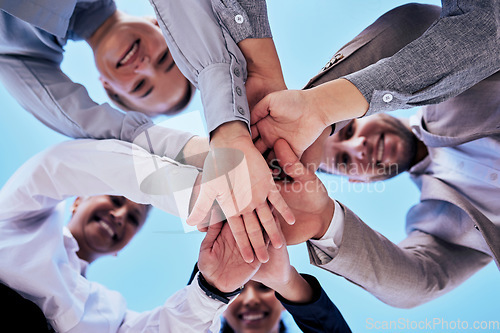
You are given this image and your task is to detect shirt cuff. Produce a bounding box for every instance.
[308,200,344,260]
[198,63,250,134]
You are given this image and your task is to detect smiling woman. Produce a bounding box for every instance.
[66,195,149,263]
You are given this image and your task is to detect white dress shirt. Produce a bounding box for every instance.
[0,139,227,332]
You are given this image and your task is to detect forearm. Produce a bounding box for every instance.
[278,274,352,333]
[151,0,250,133]
[308,203,492,308]
[270,267,314,303]
[345,0,500,116]
[0,55,194,159]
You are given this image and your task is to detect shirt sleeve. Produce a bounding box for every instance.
[0,139,200,331]
[211,0,272,43]
[0,55,195,159]
[344,0,500,115]
[308,200,344,260]
[277,274,351,333]
[306,202,492,308]
[0,139,199,223]
[148,0,251,134]
[118,273,227,333]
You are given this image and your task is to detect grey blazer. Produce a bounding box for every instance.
[306,3,499,308]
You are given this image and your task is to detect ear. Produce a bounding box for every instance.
[71,197,83,216]
[144,16,159,27]
[99,76,112,89]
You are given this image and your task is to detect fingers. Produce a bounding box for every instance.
[256,203,284,249]
[227,215,255,263]
[250,94,272,125]
[200,219,224,250]
[274,139,307,180]
[251,124,259,141]
[254,137,270,155]
[268,186,295,225]
[242,212,269,263]
[186,185,215,226]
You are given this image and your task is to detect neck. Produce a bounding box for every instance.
[86,10,121,50]
[67,223,99,263]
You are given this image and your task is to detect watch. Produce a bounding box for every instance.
[197,272,243,304]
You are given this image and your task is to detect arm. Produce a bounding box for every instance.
[278,274,351,333]
[308,203,492,308]
[150,0,294,263]
[0,55,195,160]
[252,1,500,157]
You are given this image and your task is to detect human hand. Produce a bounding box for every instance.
[251,89,328,159]
[272,139,335,244]
[238,38,287,111]
[198,222,260,293]
[187,122,295,264]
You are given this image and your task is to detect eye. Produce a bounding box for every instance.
[157,50,169,65]
[344,122,355,140]
[132,79,145,93]
[109,196,123,206]
[128,214,140,227]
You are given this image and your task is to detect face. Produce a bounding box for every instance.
[94,14,191,116]
[224,281,284,333]
[68,195,148,261]
[321,114,416,181]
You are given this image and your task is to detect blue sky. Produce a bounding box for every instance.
[0,0,498,332]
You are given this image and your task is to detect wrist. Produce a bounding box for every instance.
[210,121,251,147]
[311,79,369,126]
[313,198,335,240]
[197,272,243,304]
[274,267,314,303]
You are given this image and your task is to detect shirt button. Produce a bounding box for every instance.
[474,224,480,231]
[236,86,242,96]
[490,173,498,181]
[237,106,245,115]
[382,93,393,103]
[235,14,244,24]
[233,67,240,77]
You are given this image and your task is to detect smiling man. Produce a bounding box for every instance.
[0,138,262,332]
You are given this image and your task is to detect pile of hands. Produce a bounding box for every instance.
[188,40,349,291]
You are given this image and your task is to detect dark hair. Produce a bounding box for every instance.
[220,318,287,333]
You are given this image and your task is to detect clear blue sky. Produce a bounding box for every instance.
[0,0,498,332]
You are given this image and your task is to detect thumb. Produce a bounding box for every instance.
[200,220,224,250]
[274,139,308,180]
[186,186,215,226]
[250,93,272,125]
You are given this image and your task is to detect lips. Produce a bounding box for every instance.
[117,39,140,68]
[94,215,117,240]
[238,311,268,324]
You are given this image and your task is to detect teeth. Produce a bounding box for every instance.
[98,221,114,238]
[119,41,139,66]
[242,313,264,321]
[377,137,384,163]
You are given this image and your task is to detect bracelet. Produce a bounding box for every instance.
[197,272,243,304]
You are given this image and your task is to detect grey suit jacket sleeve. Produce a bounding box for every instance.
[307,203,492,308]
[0,55,195,160]
[345,0,500,115]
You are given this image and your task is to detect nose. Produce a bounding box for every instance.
[240,286,261,306]
[110,206,127,226]
[133,55,154,76]
[346,136,367,160]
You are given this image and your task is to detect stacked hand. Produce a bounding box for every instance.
[187,121,295,264]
